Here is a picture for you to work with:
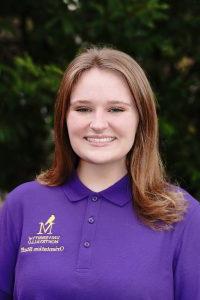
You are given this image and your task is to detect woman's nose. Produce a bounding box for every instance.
[89,112,109,130]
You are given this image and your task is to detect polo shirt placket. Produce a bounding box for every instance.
[62,170,133,277]
[76,194,101,271]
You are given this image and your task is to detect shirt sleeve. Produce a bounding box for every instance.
[174,202,200,300]
[0,197,19,299]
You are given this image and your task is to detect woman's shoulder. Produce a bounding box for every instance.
[4,180,42,202]
[9,179,40,193]
[178,187,200,212]
[173,186,200,231]
[179,187,200,215]
[2,180,60,209]
[169,183,199,212]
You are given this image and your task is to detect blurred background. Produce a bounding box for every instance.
[0,0,199,201]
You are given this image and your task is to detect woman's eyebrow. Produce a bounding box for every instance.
[70,100,131,106]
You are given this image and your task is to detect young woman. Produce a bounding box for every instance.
[0,46,200,300]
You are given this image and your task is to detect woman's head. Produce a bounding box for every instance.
[67,67,139,173]
[37,46,188,231]
[53,46,159,187]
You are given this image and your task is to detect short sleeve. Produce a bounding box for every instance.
[0,197,19,299]
[174,202,200,300]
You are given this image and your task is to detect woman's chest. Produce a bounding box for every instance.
[14,202,175,299]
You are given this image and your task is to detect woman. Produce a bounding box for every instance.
[0,46,200,300]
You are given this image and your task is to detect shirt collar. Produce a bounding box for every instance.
[62,170,132,207]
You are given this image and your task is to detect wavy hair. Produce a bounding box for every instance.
[36,46,188,231]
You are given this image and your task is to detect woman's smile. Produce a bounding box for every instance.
[83,136,117,147]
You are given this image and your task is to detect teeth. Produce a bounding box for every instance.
[86,137,115,143]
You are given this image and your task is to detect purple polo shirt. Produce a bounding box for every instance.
[0,170,200,300]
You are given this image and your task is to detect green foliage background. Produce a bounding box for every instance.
[0,0,199,199]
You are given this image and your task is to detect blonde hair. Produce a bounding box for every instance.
[37,46,188,231]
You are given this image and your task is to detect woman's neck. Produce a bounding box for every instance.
[76,161,128,192]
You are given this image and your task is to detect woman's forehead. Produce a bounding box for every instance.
[70,68,134,104]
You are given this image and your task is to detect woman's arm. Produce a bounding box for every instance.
[174,203,200,299]
[0,197,19,298]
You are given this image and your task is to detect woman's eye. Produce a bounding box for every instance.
[75,107,125,113]
[75,107,91,112]
[109,107,125,112]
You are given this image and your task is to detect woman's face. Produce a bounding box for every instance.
[66,67,139,168]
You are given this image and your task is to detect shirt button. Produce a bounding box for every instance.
[88,217,95,224]
[83,241,90,248]
[91,196,98,202]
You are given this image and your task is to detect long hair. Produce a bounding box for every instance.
[36,46,188,231]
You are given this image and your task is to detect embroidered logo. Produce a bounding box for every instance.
[20,213,65,253]
[37,214,55,235]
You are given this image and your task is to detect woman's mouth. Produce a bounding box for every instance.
[84,137,116,146]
